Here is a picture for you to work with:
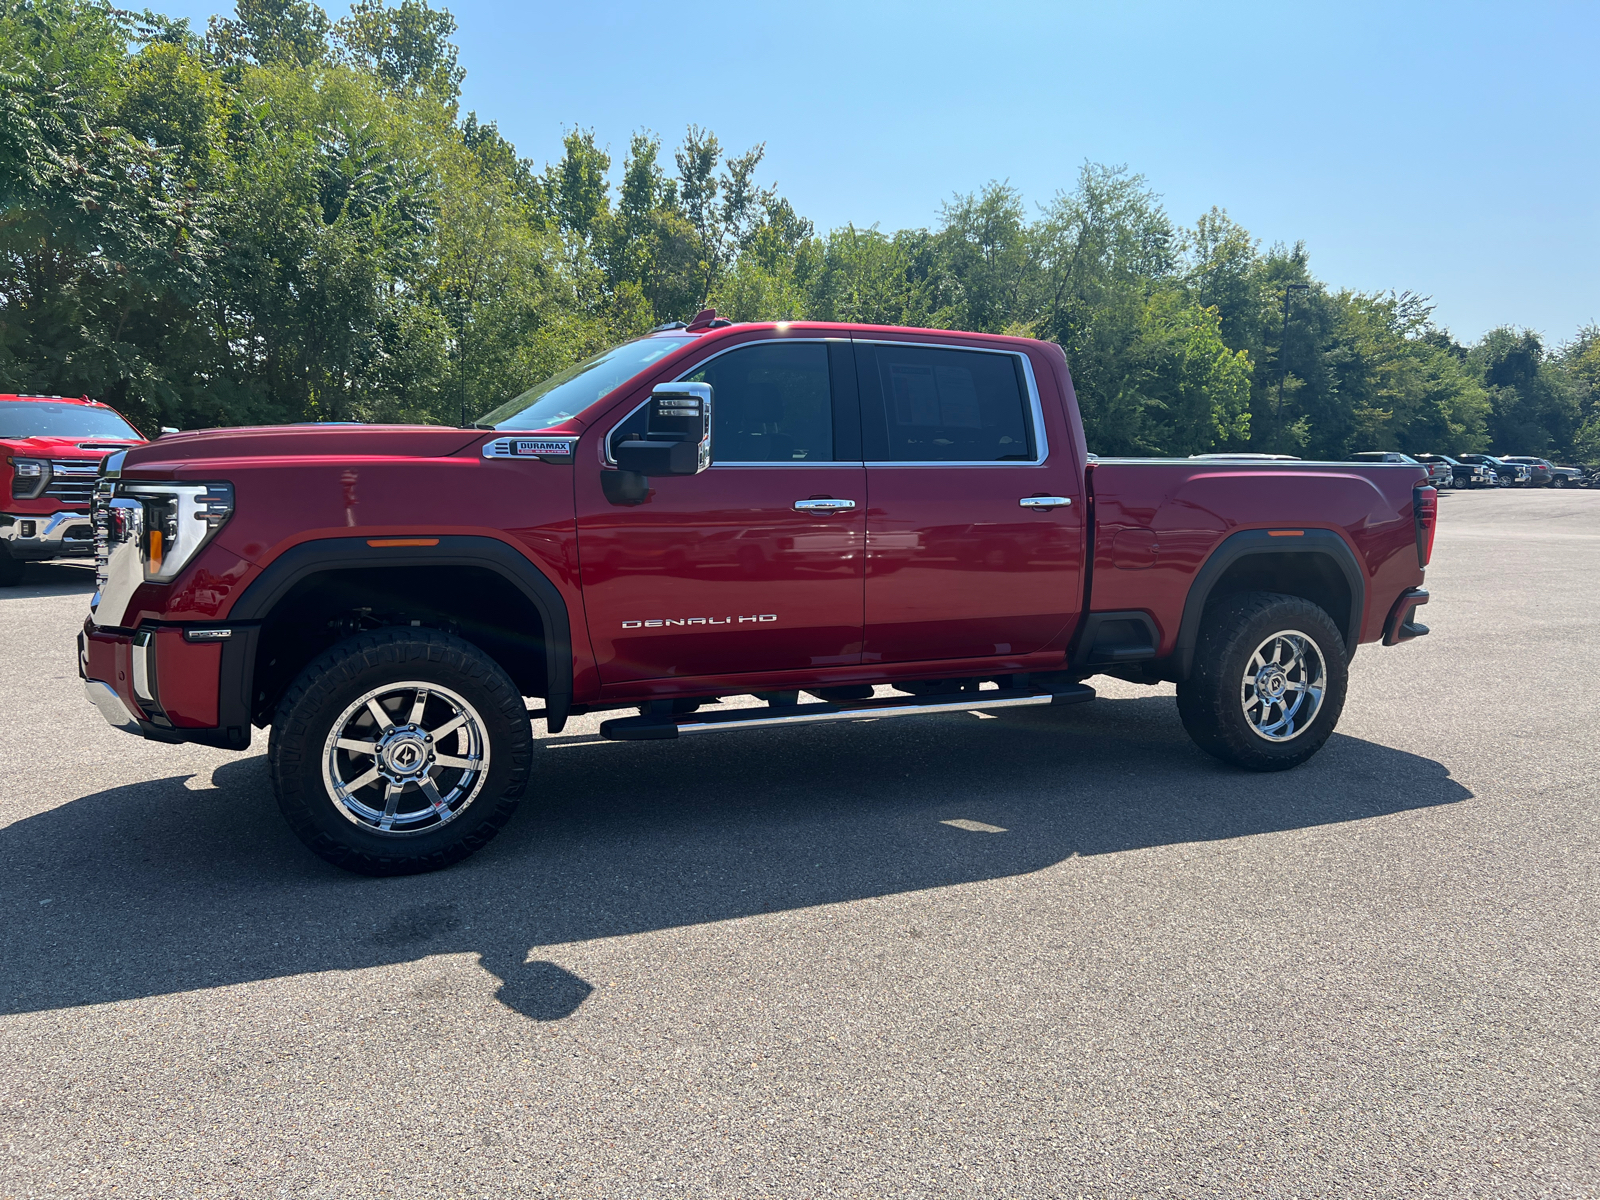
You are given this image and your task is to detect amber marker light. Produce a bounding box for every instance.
[366,537,440,547]
[1268,530,1305,537]
[147,528,164,570]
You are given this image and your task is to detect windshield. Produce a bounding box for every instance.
[0,400,141,441]
[478,335,699,430]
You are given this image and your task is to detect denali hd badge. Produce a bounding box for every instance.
[622,614,778,629]
[481,436,578,463]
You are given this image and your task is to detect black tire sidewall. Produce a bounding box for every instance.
[268,629,532,875]
[1177,592,1349,772]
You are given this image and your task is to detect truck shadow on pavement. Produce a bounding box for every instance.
[1,696,1471,1022]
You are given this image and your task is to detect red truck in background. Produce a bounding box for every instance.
[2,394,145,585]
[79,316,1437,876]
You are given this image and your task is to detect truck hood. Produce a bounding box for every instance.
[2,433,144,458]
[118,424,485,472]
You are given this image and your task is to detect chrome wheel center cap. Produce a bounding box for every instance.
[378,724,433,780]
[1257,667,1288,701]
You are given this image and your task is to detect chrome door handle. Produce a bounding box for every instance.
[1019,496,1073,509]
[794,498,857,513]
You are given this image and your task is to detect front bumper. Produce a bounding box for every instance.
[1,510,94,560]
[78,621,252,750]
[84,679,139,731]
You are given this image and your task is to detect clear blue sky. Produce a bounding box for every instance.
[161,0,1598,343]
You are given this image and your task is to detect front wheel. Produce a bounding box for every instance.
[268,628,533,875]
[1177,592,1349,771]
[1552,475,1567,488]
[0,549,24,587]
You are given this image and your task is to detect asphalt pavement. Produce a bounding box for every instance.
[1,489,1596,1199]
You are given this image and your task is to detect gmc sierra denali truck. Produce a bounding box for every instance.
[79,315,1436,876]
[2,393,145,585]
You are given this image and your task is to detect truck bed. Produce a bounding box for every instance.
[1084,458,1428,658]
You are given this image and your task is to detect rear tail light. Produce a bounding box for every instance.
[1414,485,1437,567]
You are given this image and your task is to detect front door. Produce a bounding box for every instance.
[855,339,1084,665]
[576,339,866,685]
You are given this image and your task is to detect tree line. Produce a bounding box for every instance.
[2,0,1596,461]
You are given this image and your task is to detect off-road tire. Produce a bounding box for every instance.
[1176,591,1348,772]
[0,549,24,587]
[268,628,533,876]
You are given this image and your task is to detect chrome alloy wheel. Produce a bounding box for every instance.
[321,682,491,834]
[1240,630,1326,743]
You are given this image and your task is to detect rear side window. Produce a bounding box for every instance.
[857,344,1035,463]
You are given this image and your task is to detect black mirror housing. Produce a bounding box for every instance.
[613,383,711,477]
[614,437,703,475]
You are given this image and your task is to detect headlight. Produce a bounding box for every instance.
[96,480,233,584]
[10,457,49,499]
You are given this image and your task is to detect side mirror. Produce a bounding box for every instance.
[613,383,711,476]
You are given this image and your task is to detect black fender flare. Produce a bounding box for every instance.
[220,535,573,733]
[1173,528,1364,679]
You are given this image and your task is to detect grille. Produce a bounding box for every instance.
[92,477,114,591]
[45,459,100,507]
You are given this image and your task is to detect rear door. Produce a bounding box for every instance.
[575,338,866,684]
[855,339,1084,665]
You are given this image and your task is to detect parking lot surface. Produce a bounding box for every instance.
[1,489,1596,1199]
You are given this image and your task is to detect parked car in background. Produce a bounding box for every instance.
[2,394,146,585]
[1545,464,1585,487]
[1413,453,1486,489]
[1348,451,1450,490]
[1458,454,1530,486]
[1498,456,1555,486]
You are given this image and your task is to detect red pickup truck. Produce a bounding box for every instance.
[2,393,145,584]
[80,316,1436,876]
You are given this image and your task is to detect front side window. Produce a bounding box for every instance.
[689,342,833,463]
[608,341,836,464]
[480,334,697,430]
[858,344,1035,463]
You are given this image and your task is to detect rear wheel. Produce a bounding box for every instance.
[1177,592,1348,771]
[268,628,533,875]
[1552,475,1567,488]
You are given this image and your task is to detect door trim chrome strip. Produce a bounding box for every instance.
[601,336,1051,470]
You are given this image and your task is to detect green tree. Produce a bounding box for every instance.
[208,0,331,68]
[1471,328,1580,456]
[335,0,463,104]
[0,1,214,433]
[1559,326,1600,461]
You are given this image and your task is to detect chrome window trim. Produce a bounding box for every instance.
[601,335,1048,470]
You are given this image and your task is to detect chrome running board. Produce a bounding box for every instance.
[598,684,1095,742]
